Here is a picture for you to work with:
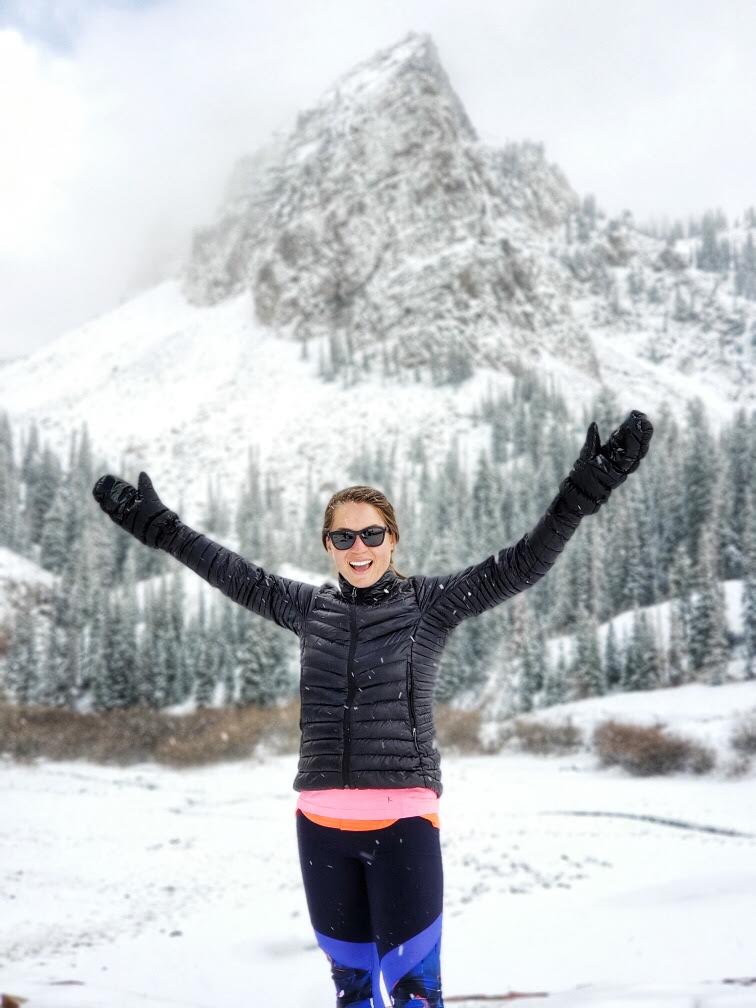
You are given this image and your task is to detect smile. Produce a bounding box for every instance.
[349,560,373,571]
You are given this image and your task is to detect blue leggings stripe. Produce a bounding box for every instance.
[314,931,381,1006]
[379,912,442,995]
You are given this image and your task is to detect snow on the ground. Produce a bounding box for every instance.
[1,681,755,1007]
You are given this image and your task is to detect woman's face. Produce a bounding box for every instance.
[326,502,397,588]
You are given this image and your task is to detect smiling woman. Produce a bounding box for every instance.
[91,410,653,1007]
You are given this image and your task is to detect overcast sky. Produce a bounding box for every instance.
[1,0,754,359]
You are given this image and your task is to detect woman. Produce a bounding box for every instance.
[93,410,653,1008]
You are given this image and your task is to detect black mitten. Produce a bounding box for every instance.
[560,410,654,515]
[92,471,179,549]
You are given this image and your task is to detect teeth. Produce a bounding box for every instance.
[350,560,372,568]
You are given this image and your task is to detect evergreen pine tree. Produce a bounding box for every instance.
[81,596,107,707]
[478,647,517,724]
[634,609,662,690]
[194,593,217,707]
[689,524,729,685]
[72,523,97,628]
[542,639,567,707]
[62,620,83,708]
[510,597,535,713]
[666,599,687,686]
[569,517,598,620]
[169,571,191,703]
[636,478,659,606]
[136,584,160,706]
[202,474,231,538]
[741,487,756,680]
[39,614,69,707]
[20,420,40,497]
[681,398,717,565]
[655,412,686,598]
[39,483,71,573]
[734,232,756,300]
[435,619,479,702]
[622,607,646,691]
[603,621,623,691]
[236,446,264,557]
[619,489,646,609]
[570,603,605,699]
[0,411,20,549]
[95,593,139,709]
[157,576,184,706]
[698,211,720,271]
[237,617,271,705]
[718,411,750,579]
[218,601,238,704]
[27,443,63,548]
[6,606,39,704]
[669,541,695,670]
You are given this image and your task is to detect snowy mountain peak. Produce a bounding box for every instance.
[183,31,585,374]
[312,31,478,143]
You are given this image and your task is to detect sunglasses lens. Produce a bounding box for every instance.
[330,531,356,550]
[362,527,386,546]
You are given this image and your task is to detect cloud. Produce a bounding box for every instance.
[1,0,754,359]
[0,29,84,259]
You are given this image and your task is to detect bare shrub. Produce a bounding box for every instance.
[154,707,268,766]
[434,704,483,752]
[592,719,716,775]
[0,700,302,766]
[513,717,583,755]
[722,753,752,778]
[478,718,514,754]
[730,709,756,756]
[88,708,167,763]
[686,743,717,775]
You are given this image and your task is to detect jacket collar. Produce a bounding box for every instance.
[337,566,401,605]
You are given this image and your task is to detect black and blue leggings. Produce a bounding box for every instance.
[296,809,445,1007]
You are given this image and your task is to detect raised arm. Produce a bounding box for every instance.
[415,410,653,629]
[92,471,314,635]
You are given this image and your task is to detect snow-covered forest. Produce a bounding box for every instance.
[1,372,754,721]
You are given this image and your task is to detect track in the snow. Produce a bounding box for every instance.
[540,809,756,838]
[445,978,756,1004]
[446,993,549,1003]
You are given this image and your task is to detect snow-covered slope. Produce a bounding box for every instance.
[0,278,523,523]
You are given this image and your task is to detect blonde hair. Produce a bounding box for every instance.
[322,485,407,579]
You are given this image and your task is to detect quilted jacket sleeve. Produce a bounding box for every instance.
[415,488,583,630]
[159,520,315,636]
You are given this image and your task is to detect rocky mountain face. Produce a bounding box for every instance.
[183,30,755,399]
[183,32,597,377]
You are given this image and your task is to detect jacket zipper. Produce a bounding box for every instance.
[406,660,420,754]
[341,600,358,787]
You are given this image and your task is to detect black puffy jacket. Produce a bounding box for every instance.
[158,486,583,796]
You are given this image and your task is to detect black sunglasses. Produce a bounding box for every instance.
[326,525,389,550]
